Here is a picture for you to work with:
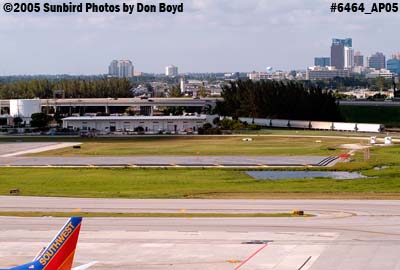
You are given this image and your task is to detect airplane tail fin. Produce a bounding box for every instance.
[9,217,83,270]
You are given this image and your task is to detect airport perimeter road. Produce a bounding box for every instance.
[1,199,400,269]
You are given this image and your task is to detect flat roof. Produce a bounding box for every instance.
[63,115,207,121]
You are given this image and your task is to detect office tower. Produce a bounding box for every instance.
[344,47,354,69]
[314,57,331,67]
[332,38,352,47]
[165,65,179,77]
[367,52,386,70]
[108,60,134,78]
[354,51,364,67]
[387,56,400,75]
[331,38,352,69]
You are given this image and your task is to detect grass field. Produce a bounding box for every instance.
[28,136,359,156]
[1,134,400,199]
[1,142,400,199]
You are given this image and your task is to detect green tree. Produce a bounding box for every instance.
[13,117,23,127]
[198,87,207,98]
[216,80,341,121]
[30,113,52,129]
[169,85,182,97]
[376,77,386,92]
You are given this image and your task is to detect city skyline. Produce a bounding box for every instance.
[1,0,400,75]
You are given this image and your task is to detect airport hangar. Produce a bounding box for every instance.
[62,115,215,133]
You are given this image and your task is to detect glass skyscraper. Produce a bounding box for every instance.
[314,57,331,67]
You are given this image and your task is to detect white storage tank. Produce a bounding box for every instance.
[271,119,290,128]
[333,122,357,132]
[253,118,272,127]
[356,123,383,133]
[289,120,310,129]
[310,121,333,130]
[239,118,253,125]
[9,99,41,118]
[239,118,272,127]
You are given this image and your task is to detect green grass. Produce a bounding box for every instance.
[0,141,400,199]
[0,211,309,218]
[1,136,400,199]
[340,105,400,127]
[28,136,357,156]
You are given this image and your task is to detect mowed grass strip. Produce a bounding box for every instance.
[1,165,400,199]
[0,211,310,218]
[29,136,356,156]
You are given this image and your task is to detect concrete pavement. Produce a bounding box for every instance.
[1,198,400,269]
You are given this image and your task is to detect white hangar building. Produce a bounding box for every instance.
[62,115,210,133]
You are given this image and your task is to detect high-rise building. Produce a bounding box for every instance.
[367,52,386,70]
[108,60,134,78]
[331,38,352,69]
[332,38,352,47]
[108,60,119,77]
[180,78,186,94]
[344,47,354,69]
[314,57,331,67]
[387,58,400,75]
[165,65,179,77]
[354,51,364,67]
[118,60,134,78]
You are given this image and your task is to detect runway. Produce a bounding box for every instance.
[0,155,338,167]
[1,198,400,269]
[0,142,340,167]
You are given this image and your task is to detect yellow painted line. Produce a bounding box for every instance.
[227,259,242,264]
[72,208,82,213]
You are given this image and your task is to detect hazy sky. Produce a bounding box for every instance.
[0,0,398,75]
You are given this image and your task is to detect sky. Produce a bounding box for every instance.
[0,0,399,75]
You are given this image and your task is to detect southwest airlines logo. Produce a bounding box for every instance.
[39,222,76,266]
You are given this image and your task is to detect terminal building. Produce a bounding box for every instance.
[62,115,212,133]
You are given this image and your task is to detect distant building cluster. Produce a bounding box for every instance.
[308,37,400,80]
[246,38,399,83]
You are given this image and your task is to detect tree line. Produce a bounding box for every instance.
[0,78,133,99]
[216,80,341,121]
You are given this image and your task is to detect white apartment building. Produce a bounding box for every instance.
[344,47,354,69]
[108,60,134,78]
[165,65,179,77]
[365,69,394,79]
